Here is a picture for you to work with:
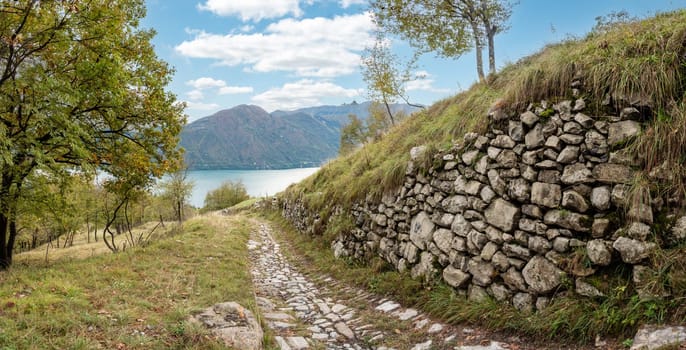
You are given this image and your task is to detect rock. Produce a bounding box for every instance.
[630,325,686,350]
[575,279,604,297]
[462,149,480,165]
[561,163,594,184]
[411,340,433,350]
[410,146,428,161]
[442,195,469,214]
[503,267,527,291]
[585,130,608,155]
[522,256,565,293]
[411,252,437,279]
[528,236,552,254]
[543,210,591,232]
[508,178,531,203]
[590,186,612,211]
[402,243,419,264]
[672,216,686,241]
[612,237,656,264]
[552,237,570,253]
[574,112,593,126]
[556,146,579,164]
[190,302,263,350]
[443,265,471,288]
[481,242,500,261]
[561,190,589,212]
[334,322,355,340]
[487,170,508,196]
[560,133,585,145]
[502,243,531,259]
[480,186,497,204]
[508,121,524,142]
[433,228,454,253]
[512,292,534,313]
[484,199,520,232]
[491,134,516,148]
[563,121,583,134]
[620,107,641,120]
[587,239,612,266]
[627,222,651,241]
[525,124,545,149]
[410,212,435,250]
[592,218,611,238]
[530,182,562,208]
[451,214,472,237]
[593,163,633,184]
[496,150,518,168]
[468,284,489,302]
[608,120,641,146]
[468,258,497,286]
[520,111,539,127]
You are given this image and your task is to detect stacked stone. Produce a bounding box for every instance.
[323,98,667,311]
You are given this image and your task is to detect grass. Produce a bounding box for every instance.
[0,214,256,349]
[283,9,686,217]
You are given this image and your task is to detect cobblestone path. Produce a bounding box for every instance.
[247,221,528,350]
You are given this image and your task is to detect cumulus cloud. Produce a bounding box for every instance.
[339,0,366,8]
[197,0,311,21]
[186,77,226,90]
[186,77,253,97]
[406,70,450,93]
[175,13,375,78]
[252,79,362,111]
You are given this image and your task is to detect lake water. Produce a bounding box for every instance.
[186,168,320,208]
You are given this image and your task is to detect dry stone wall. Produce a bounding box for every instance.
[280,97,686,312]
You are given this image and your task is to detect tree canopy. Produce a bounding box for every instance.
[370,0,514,81]
[0,0,186,268]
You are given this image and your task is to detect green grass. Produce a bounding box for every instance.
[0,214,256,349]
[284,9,686,216]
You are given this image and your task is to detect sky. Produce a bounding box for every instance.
[141,0,685,122]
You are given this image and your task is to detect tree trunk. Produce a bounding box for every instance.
[383,98,395,126]
[470,22,485,82]
[0,213,10,269]
[486,25,496,76]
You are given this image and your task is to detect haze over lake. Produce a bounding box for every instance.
[186,168,319,208]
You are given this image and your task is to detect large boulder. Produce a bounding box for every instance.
[522,256,565,294]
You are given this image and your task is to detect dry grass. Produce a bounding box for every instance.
[0,214,256,349]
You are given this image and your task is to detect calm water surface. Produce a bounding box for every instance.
[186,168,319,208]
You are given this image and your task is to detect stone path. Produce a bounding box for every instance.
[247,221,535,350]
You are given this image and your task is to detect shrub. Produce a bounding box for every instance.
[203,180,250,211]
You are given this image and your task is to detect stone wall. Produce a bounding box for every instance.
[280,97,686,312]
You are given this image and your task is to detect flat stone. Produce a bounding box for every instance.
[428,323,444,333]
[263,312,294,321]
[561,163,594,184]
[630,325,686,350]
[456,341,508,350]
[275,336,292,350]
[395,308,418,321]
[543,210,591,232]
[531,182,561,208]
[286,336,309,349]
[190,302,263,350]
[334,322,355,340]
[375,300,400,313]
[411,340,433,350]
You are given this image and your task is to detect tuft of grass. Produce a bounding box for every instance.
[0,214,256,349]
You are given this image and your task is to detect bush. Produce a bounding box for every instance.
[203,180,250,211]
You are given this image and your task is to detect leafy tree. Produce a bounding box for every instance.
[371,0,514,81]
[203,181,249,212]
[339,114,366,156]
[159,169,194,222]
[0,1,185,268]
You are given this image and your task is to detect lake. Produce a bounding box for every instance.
[186,168,320,208]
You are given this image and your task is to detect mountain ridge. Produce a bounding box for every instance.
[180,102,419,170]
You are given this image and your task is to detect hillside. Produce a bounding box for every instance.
[180,102,419,170]
[278,9,686,343]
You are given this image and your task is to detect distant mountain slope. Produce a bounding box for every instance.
[180,102,420,170]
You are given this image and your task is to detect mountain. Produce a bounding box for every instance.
[180,102,420,170]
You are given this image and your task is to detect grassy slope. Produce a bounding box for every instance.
[0,214,254,350]
[284,9,686,213]
[276,9,686,343]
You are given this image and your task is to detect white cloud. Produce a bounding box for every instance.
[339,0,366,8]
[187,90,204,100]
[186,77,226,90]
[197,0,309,22]
[406,71,450,93]
[175,13,375,78]
[219,86,254,94]
[252,79,362,111]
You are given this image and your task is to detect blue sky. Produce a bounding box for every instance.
[141,0,684,122]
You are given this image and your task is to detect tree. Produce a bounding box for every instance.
[0,1,185,268]
[160,169,194,222]
[203,181,249,212]
[371,0,514,81]
[339,114,366,156]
